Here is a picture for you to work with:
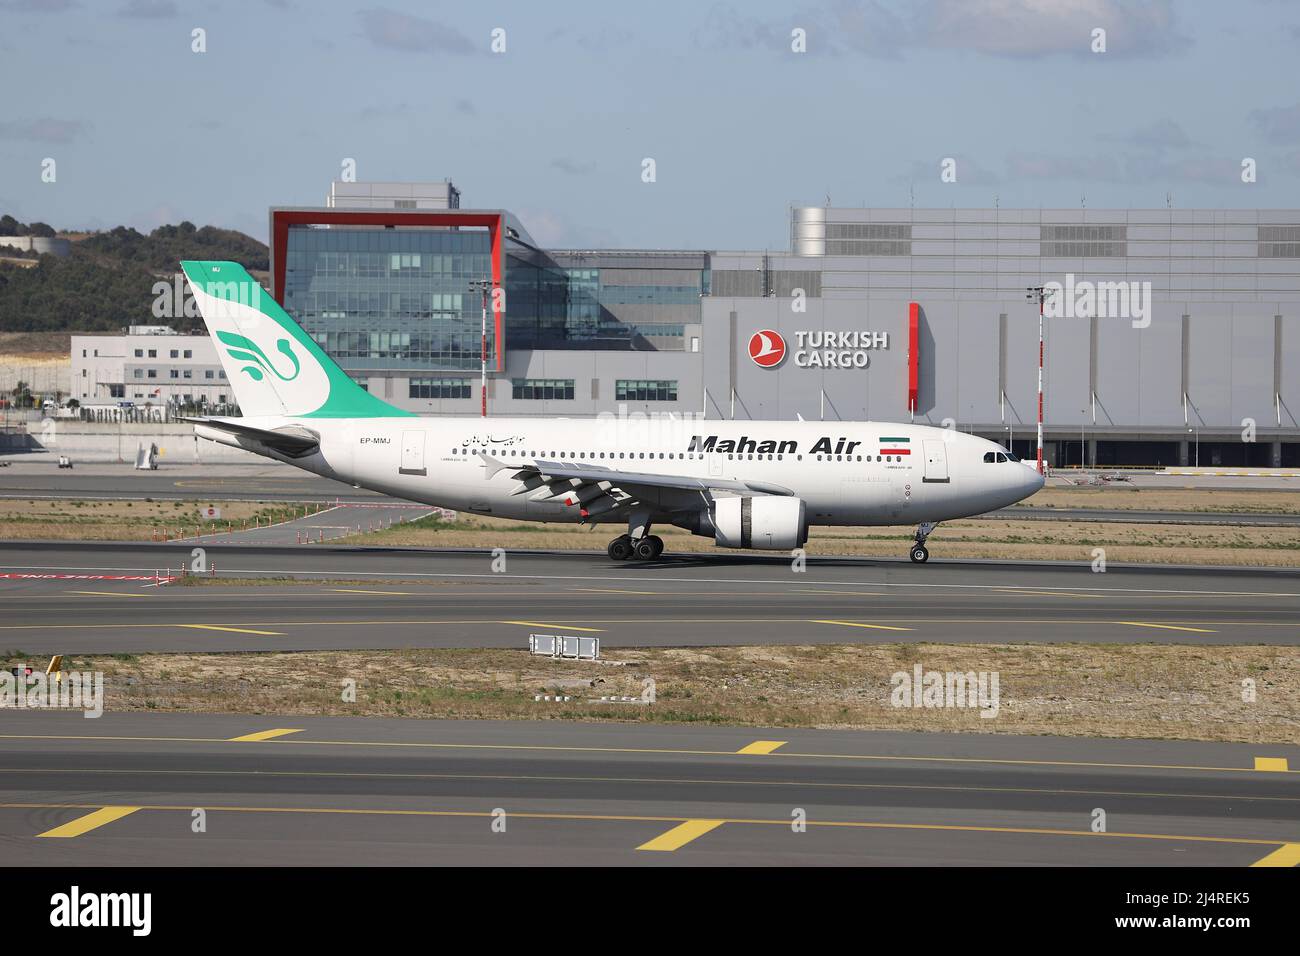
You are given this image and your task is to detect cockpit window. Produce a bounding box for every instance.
[985,448,1020,463]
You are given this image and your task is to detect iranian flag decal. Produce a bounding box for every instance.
[879,436,911,455]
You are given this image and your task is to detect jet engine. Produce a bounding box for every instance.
[713,496,808,550]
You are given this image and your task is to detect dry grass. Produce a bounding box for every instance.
[1015,486,1300,514]
[15,644,1296,744]
[0,498,328,541]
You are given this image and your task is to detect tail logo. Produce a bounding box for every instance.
[216,331,301,382]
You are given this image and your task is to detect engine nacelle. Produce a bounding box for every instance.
[713,496,808,550]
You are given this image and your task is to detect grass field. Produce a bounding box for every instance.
[8,643,1295,744]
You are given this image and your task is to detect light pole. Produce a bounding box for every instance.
[1081,410,1086,470]
[1026,286,1055,475]
[469,278,491,418]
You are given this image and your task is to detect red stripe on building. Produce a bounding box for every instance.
[907,301,919,413]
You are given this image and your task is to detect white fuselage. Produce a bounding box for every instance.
[229,416,1044,528]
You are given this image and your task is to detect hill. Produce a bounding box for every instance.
[0,217,269,334]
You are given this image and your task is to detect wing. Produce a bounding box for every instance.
[478,453,792,520]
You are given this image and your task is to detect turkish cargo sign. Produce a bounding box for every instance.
[748,330,787,367]
[751,330,890,369]
[795,330,890,368]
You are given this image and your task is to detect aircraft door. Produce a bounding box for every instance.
[922,439,949,483]
[400,430,427,476]
[708,454,723,477]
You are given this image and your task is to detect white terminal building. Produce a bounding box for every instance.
[71,325,234,411]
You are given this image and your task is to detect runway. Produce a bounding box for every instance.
[0,542,1295,653]
[1,712,1294,866]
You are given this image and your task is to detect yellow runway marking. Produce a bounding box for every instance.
[37,805,139,838]
[1254,757,1290,772]
[1252,843,1300,867]
[568,588,658,595]
[328,589,415,595]
[66,590,146,598]
[637,819,726,851]
[178,624,285,636]
[993,589,1102,599]
[1,732,1293,776]
[1117,621,1217,634]
[228,728,304,743]
[794,589,884,596]
[737,740,787,755]
[501,621,604,632]
[812,619,912,632]
[4,802,1287,853]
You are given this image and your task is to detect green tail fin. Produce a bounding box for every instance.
[180,260,412,418]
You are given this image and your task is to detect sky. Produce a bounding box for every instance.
[1,0,1298,251]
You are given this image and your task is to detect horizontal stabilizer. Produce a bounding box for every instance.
[182,417,320,457]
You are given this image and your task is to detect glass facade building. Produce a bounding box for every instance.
[282,226,492,371]
[281,223,709,370]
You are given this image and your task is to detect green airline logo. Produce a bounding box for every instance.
[216,330,301,382]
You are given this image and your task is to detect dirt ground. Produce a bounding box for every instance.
[0,498,327,540]
[16,643,1295,744]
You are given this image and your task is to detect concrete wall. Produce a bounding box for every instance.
[15,420,262,464]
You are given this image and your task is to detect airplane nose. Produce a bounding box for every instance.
[1025,463,1045,494]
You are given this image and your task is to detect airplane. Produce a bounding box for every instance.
[179,260,1045,564]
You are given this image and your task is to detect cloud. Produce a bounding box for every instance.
[356,7,474,55]
[1114,118,1192,150]
[118,0,176,17]
[1006,150,1248,186]
[0,117,87,143]
[921,0,1189,59]
[514,207,620,248]
[551,157,596,176]
[898,155,1000,186]
[1006,152,1126,181]
[455,98,476,116]
[0,0,78,11]
[701,0,1189,59]
[1249,103,1300,144]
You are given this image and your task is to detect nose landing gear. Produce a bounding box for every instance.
[909,521,938,563]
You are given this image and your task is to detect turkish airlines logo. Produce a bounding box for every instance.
[748,329,786,368]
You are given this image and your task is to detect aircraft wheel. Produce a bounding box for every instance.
[909,544,929,564]
[607,535,633,561]
[632,536,658,561]
[646,535,664,559]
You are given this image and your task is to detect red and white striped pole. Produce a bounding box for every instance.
[471,278,490,418]
[1036,296,1044,476]
[1027,285,1051,476]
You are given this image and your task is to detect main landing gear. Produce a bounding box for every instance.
[909,521,938,564]
[607,533,664,561]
